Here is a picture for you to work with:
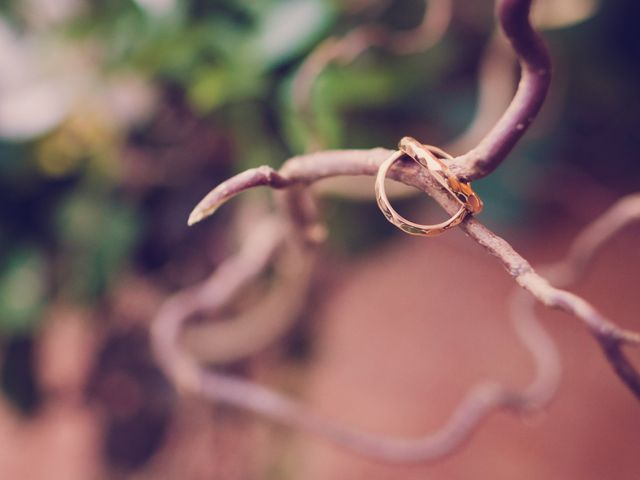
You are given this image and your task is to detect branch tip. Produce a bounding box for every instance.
[187,209,204,226]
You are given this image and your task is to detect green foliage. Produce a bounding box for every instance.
[0,247,46,334]
[55,191,141,301]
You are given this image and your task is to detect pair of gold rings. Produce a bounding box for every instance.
[375,136,483,236]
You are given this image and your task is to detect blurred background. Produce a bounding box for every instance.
[1,0,639,478]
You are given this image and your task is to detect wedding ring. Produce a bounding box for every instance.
[374,138,483,236]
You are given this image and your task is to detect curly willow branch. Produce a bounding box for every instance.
[293,0,452,151]
[548,193,640,397]
[151,0,640,467]
[183,144,640,369]
[154,189,640,463]
[449,0,552,181]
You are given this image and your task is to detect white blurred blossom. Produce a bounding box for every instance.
[19,0,85,28]
[0,20,156,141]
[0,21,75,139]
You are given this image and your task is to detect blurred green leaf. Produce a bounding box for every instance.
[187,64,264,112]
[188,67,230,111]
[0,247,46,333]
[317,66,401,107]
[55,192,141,301]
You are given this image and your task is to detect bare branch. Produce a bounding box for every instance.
[446,31,516,155]
[188,149,393,225]
[181,217,317,364]
[152,0,640,468]
[390,0,453,54]
[313,31,516,200]
[545,193,640,398]
[182,252,314,364]
[155,200,562,464]
[187,150,640,381]
[151,216,287,389]
[292,0,452,151]
[559,193,640,284]
[154,182,640,465]
[450,0,552,181]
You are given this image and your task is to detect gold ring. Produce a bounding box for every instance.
[374,138,483,236]
[398,137,483,214]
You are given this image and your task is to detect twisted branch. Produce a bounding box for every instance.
[155,176,563,464]
[548,193,640,397]
[293,0,453,151]
[186,149,640,344]
[151,0,640,467]
[449,0,552,181]
[294,0,553,183]
[154,186,640,463]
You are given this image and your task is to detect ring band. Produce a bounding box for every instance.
[375,138,482,237]
[374,150,469,236]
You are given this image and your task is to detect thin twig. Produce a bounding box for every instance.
[156,188,325,368]
[446,31,516,155]
[558,193,640,285]
[312,29,516,200]
[546,193,640,397]
[186,146,640,381]
[154,188,640,465]
[450,0,552,181]
[181,224,317,364]
[151,216,287,389]
[292,0,452,151]
[151,0,640,467]
[155,204,562,465]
